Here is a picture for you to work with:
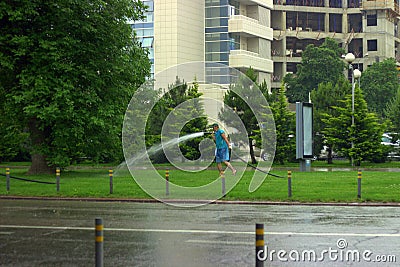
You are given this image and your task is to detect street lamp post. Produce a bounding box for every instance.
[344,53,362,166]
[352,68,362,125]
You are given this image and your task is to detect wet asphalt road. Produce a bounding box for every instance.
[0,199,399,267]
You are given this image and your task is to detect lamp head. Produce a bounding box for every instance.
[353,68,362,78]
[344,53,355,63]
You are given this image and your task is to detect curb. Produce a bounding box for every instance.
[1,195,400,207]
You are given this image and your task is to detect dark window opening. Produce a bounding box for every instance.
[367,13,377,26]
[367,39,377,51]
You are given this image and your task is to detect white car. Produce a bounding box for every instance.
[381,133,400,147]
[381,133,400,159]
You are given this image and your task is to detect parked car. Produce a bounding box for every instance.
[317,145,339,160]
[252,146,271,161]
[381,133,399,146]
[381,133,400,159]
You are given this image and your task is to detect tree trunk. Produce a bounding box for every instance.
[327,146,333,164]
[249,138,257,164]
[28,154,54,174]
[27,118,54,175]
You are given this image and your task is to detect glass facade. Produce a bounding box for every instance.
[131,1,154,78]
[205,0,240,84]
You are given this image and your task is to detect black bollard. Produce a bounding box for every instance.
[357,170,362,198]
[95,218,104,267]
[56,168,60,192]
[109,169,113,194]
[255,223,264,267]
[165,169,169,196]
[6,167,10,191]
[221,172,226,197]
[288,170,292,198]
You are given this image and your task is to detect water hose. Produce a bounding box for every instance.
[203,130,283,178]
[231,150,284,178]
[0,173,56,184]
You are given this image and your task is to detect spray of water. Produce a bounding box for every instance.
[149,132,205,155]
[114,132,206,176]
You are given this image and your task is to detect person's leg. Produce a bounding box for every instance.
[215,148,224,176]
[222,147,236,175]
[224,161,236,175]
[217,162,224,176]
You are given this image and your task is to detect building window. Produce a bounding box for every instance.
[206,0,229,5]
[141,37,154,48]
[206,41,229,53]
[229,38,239,50]
[367,13,377,26]
[205,52,229,61]
[144,1,153,12]
[206,6,229,17]
[206,18,229,27]
[329,0,342,8]
[205,0,237,84]
[206,33,229,41]
[148,48,154,58]
[134,28,153,37]
[367,39,377,51]
[348,0,360,8]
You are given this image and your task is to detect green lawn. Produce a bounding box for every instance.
[0,162,399,203]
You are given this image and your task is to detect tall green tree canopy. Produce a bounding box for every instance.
[385,89,400,135]
[310,77,350,163]
[0,0,151,173]
[284,38,345,103]
[322,86,385,166]
[270,85,295,164]
[359,58,399,118]
[220,68,272,164]
[146,77,208,163]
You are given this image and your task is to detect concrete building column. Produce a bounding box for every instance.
[343,12,349,37]
[282,11,287,30]
[325,12,330,32]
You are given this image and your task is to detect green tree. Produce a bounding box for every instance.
[360,58,399,118]
[146,77,208,162]
[176,79,208,161]
[322,86,385,166]
[385,89,400,135]
[0,0,151,173]
[284,38,345,103]
[220,68,272,164]
[253,80,277,153]
[270,85,295,164]
[0,125,28,162]
[310,77,350,163]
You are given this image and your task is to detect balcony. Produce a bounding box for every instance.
[229,15,273,40]
[229,50,273,73]
[239,0,274,9]
[361,0,400,14]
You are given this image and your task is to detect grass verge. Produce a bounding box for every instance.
[0,164,399,203]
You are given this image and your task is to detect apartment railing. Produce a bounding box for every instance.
[230,49,260,57]
[229,15,259,25]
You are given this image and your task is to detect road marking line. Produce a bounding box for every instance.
[0,231,14,235]
[186,239,253,245]
[1,225,399,237]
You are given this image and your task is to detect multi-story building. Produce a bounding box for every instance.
[131,0,400,92]
[271,0,400,90]
[131,0,155,78]
[204,0,273,85]
[132,0,274,87]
